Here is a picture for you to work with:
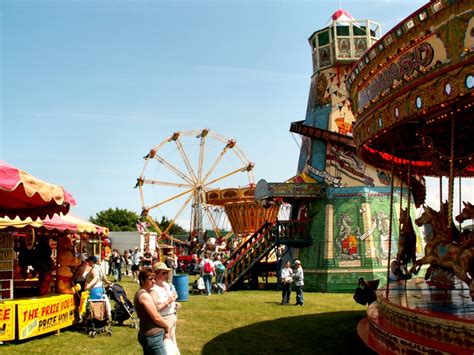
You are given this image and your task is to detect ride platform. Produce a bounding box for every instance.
[358,278,474,354]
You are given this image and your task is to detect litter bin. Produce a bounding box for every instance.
[172,274,189,301]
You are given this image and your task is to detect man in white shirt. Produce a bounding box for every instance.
[131,247,142,282]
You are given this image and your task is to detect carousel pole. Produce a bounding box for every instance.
[406,155,411,211]
[398,160,404,224]
[458,175,462,231]
[447,115,455,240]
[405,156,412,289]
[385,144,396,299]
[439,177,443,208]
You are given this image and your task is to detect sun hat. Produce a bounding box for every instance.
[294,260,301,265]
[152,262,171,272]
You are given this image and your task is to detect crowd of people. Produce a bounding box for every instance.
[106,247,180,283]
[88,241,305,354]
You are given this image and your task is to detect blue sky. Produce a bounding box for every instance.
[2,0,471,224]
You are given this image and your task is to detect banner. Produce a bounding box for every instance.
[17,294,75,340]
[0,302,15,341]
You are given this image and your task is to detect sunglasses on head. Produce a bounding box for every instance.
[156,271,169,275]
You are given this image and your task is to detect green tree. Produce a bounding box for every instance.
[89,208,140,231]
[157,216,187,235]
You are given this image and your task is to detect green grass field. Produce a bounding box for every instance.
[1,276,374,354]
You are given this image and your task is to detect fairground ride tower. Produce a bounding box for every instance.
[285,9,425,292]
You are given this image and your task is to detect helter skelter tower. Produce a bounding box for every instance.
[288,10,425,292]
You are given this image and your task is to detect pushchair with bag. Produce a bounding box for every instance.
[190,275,206,294]
[106,283,138,328]
[82,292,113,337]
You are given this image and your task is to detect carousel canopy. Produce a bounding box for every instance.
[0,160,76,220]
[347,0,474,177]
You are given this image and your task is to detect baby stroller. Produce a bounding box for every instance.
[83,294,113,338]
[106,283,138,328]
[190,275,206,294]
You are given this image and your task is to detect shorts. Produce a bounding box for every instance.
[131,264,140,272]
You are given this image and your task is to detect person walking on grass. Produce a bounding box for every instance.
[200,251,215,295]
[131,247,142,282]
[280,261,293,305]
[213,254,225,294]
[293,260,304,306]
[112,249,122,282]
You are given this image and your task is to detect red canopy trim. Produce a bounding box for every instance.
[0,160,76,220]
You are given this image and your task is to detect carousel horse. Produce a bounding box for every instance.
[456,201,474,223]
[410,203,474,299]
[396,207,417,268]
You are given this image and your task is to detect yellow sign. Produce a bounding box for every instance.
[0,302,16,341]
[17,294,75,340]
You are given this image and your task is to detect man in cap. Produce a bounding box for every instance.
[293,260,304,306]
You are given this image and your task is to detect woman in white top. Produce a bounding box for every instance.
[150,262,181,346]
[85,256,111,298]
[83,256,112,320]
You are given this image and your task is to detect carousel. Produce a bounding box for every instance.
[0,160,108,342]
[346,0,474,353]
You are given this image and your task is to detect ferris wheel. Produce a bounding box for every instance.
[136,129,255,243]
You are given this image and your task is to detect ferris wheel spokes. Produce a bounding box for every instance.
[203,164,255,188]
[197,129,209,182]
[162,191,195,236]
[141,179,194,188]
[138,129,255,239]
[200,140,237,186]
[146,186,196,211]
[153,154,195,185]
[173,136,198,184]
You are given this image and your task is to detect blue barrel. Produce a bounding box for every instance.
[172,274,189,301]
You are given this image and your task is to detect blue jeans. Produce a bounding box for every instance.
[203,274,212,295]
[281,283,291,304]
[295,285,304,305]
[215,272,225,294]
[138,331,166,355]
[113,263,122,282]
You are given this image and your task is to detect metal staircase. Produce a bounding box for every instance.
[225,220,312,290]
